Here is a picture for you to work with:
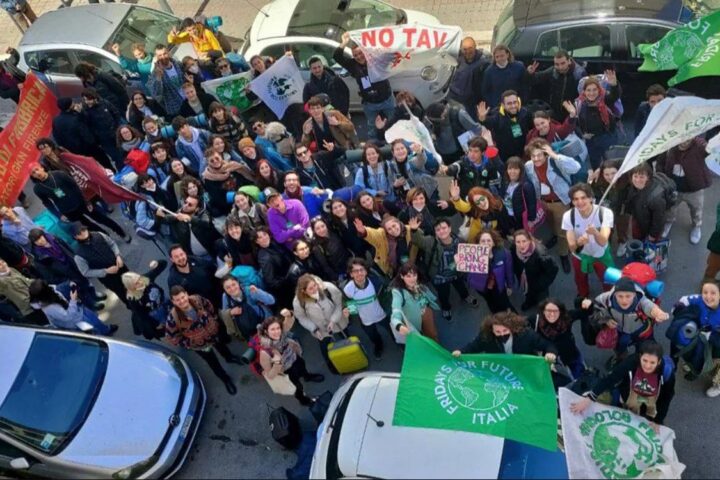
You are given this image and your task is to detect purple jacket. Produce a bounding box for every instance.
[267,198,309,249]
[467,247,514,292]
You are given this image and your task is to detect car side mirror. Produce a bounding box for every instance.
[10,458,30,470]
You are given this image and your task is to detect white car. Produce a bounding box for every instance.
[310,372,568,479]
[241,0,455,110]
[0,325,205,479]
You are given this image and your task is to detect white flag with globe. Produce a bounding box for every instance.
[249,55,305,119]
[559,389,685,479]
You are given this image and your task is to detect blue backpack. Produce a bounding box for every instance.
[230,265,265,289]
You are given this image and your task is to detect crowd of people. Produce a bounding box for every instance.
[1,12,719,433]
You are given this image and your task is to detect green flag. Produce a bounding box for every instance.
[392,334,558,451]
[638,11,720,85]
[201,72,255,112]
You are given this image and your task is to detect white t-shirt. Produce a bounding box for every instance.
[561,205,614,258]
[343,280,385,326]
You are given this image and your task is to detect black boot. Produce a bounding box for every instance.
[223,379,237,395]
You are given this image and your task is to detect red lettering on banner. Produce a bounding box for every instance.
[433,30,448,47]
[378,28,393,48]
[416,29,431,48]
[361,30,377,47]
[0,73,60,207]
[402,27,417,46]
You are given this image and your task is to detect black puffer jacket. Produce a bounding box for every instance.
[625,180,667,239]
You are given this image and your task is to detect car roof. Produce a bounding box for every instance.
[514,0,686,27]
[252,0,297,42]
[19,4,133,48]
[338,374,504,478]
[0,326,35,402]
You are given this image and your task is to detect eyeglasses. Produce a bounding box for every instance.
[351,268,366,273]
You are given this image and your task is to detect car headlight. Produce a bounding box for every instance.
[112,455,158,479]
[420,66,438,82]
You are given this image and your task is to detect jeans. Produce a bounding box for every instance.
[586,131,617,170]
[363,95,396,141]
[361,318,391,352]
[82,309,112,335]
[667,189,704,227]
[434,278,470,312]
[194,341,235,382]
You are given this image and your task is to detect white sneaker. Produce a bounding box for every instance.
[616,242,628,257]
[690,226,702,245]
[706,385,720,398]
[661,222,673,239]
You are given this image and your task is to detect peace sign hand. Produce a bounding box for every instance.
[449,178,461,201]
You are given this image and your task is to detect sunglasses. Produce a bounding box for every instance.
[473,195,488,205]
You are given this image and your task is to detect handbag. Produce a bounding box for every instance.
[458,215,471,241]
[520,185,546,234]
[595,326,619,349]
[264,372,297,395]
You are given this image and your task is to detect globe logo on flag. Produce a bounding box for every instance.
[267,75,299,102]
[652,30,704,70]
[435,360,524,425]
[580,409,665,479]
[447,366,510,411]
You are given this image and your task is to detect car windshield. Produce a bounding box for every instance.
[288,0,403,41]
[0,334,108,455]
[105,6,180,56]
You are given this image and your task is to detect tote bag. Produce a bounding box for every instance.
[264,373,297,395]
[520,185,546,234]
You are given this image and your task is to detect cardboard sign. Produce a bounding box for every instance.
[456,243,490,274]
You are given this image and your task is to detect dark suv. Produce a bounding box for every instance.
[492,0,719,106]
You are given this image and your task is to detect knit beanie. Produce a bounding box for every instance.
[614,277,636,293]
[238,137,256,150]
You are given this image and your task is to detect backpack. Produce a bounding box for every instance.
[247,333,270,377]
[120,198,157,238]
[230,265,265,289]
[650,172,679,207]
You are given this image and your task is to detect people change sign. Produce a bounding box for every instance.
[559,389,685,479]
[393,334,558,451]
[349,24,461,82]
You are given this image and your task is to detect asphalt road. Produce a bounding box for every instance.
[26,121,719,479]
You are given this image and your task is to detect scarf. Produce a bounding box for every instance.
[202,159,247,182]
[262,332,298,372]
[516,243,536,294]
[578,84,611,128]
[41,235,71,266]
[284,188,303,201]
[537,313,572,340]
[122,137,142,153]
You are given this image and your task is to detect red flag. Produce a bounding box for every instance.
[62,152,144,204]
[0,73,59,206]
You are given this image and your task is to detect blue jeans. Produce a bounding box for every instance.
[363,95,396,141]
[80,308,112,335]
[586,131,617,170]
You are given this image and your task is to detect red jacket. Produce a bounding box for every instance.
[525,116,577,146]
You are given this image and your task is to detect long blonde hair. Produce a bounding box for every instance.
[121,272,150,300]
[294,274,326,307]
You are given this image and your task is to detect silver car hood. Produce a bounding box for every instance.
[58,343,182,470]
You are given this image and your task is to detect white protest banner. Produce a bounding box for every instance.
[349,23,461,82]
[706,132,720,176]
[202,72,256,112]
[384,106,442,163]
[249,55,305,119]
[455,243,490,274]
[616,96,720,178]
[559,388,685,479]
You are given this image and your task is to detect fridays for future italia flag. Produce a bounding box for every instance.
[349,24,461,82]
[559,389,685,479]
[638,10,720,86]
[202,71,256,112]
[249,55,305,119]
[393,334,558,451]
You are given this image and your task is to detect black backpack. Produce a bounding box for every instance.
[651,172,679,207]
[268,406,302,450]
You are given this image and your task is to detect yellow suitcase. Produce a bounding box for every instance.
[327,333,369,374]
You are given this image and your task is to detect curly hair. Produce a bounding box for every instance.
[466,187,503,218]
[480,311,528,339]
